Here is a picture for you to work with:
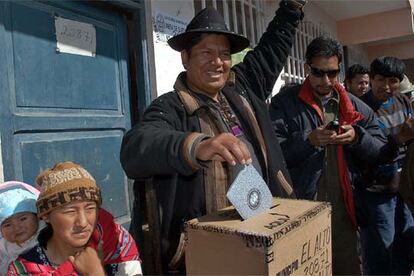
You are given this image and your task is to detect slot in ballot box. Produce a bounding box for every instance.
[185,198,332,275]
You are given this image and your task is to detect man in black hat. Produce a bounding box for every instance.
[120,0,305,273]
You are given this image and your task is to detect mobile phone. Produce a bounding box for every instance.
[326,120,340,133]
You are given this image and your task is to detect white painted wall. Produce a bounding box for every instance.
[304,2,338,38]
[151,1,195,96]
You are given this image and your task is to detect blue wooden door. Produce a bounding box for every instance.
[0,1,133,222]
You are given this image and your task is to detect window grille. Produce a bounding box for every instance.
[194,1,343,86]
[283,21,326,84]
[283,21,345,84]
[194,0,265,47]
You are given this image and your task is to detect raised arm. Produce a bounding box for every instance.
[233,0,305,101]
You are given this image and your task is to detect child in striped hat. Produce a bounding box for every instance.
[0,181,43,274]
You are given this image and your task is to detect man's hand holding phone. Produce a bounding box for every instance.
[308,123,337,147]
[333,124,357,144]
[309,121,357,147]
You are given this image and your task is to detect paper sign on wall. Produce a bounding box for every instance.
[153,11,187,44]
[55,17,96,57]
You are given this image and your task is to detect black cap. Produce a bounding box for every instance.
[167,7,250,54]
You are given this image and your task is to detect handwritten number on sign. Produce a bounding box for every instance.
[60,24,92,45]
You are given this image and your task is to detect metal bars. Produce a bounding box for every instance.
[194,1,336,87]
[283,21,330,84]
[194,0,265,47]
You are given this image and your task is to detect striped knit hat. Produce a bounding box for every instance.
[36,161,102,218]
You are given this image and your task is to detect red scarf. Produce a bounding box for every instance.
[299,79,364,229]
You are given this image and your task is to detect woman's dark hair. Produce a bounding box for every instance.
[305,36,343,64]
[345,64,369,82]
[38,223,53,249]
[370,56,405,81]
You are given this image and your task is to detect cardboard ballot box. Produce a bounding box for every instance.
[185,198,332,275]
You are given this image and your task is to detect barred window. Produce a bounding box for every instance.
[194,0,265,46]
[283,21,325,84]
[283,21,344,84]
[194,2,344,86]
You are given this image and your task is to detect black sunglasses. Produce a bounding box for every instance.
[309,65,340,78]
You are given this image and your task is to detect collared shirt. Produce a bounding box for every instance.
[316,90,340,124]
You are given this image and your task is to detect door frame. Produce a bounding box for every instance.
[94,0,155,121]
[92,0,156,226]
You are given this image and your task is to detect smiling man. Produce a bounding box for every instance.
[345,64,370,98]
[359,56,414,275]
[120,1,306,273]
[269,36,387,275]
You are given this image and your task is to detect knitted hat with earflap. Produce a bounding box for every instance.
[36,161,102,218]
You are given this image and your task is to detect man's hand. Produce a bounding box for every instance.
[196,133,252,166]
[309,124,357,146]
[332,125,357,145]
[68,247,106,276]
[308,125,337,147]
[398,116,414,144]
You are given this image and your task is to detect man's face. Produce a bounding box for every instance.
[182,34,232,99]
[44,201,98,249]
[306,56,340,99]
[371,74,400,102]
[347,74,370,97]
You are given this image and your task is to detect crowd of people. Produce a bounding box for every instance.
[2,0,414,275]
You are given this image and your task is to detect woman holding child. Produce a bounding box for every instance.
[5,161,142,275]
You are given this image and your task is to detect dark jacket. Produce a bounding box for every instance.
[120,1,303,269]
[269,84,387,200]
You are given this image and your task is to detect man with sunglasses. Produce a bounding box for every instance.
[358,56,414,275]
[269,36,386,275]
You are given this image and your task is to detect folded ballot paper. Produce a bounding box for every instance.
[226,165,272,220]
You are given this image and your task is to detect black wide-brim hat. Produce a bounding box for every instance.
[168,7,250,54]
